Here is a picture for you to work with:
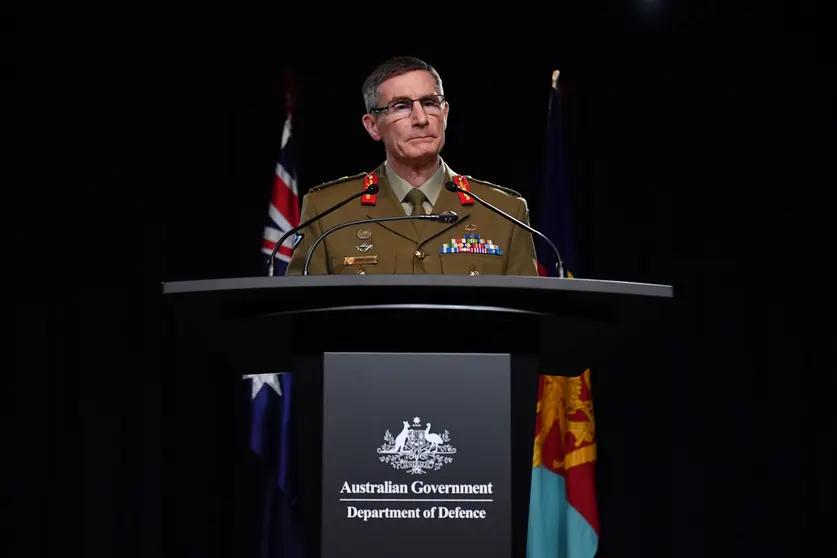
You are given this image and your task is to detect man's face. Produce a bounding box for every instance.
[362,70,448,165]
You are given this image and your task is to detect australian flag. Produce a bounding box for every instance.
[246,373,305,558]
[249,71,305,558]
[536,70,577,278]
[262,70,301,276]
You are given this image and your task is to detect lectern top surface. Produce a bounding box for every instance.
[162,274,672,298]
[160,275,672,376]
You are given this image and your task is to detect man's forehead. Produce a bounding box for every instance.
[380,70,437,100]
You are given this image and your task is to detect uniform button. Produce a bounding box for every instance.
[469,270,480,276]
[414,249,426,260]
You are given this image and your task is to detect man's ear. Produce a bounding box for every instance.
[442,102,450,130]
[361,113,381,141]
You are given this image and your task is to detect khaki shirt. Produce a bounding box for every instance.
[285,160,539,277]
[386,159,446,216]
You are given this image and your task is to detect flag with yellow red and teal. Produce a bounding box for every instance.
[527,70,599,558]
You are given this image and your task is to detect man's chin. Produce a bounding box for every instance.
[407,142,440,158]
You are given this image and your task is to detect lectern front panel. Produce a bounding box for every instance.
[321,352,512,558]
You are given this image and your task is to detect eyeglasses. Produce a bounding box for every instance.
[370,94,446,119]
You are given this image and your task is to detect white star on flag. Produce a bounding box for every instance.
[243,373,283,399]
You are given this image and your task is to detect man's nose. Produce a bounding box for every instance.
[411,101,429,125]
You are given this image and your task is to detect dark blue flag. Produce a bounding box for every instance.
[536,70,578,278]
[247,373,306,558]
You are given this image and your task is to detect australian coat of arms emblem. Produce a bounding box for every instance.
[377,417,457,474]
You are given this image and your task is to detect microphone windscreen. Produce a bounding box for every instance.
[439,211,458,224]
[444,181,458,192]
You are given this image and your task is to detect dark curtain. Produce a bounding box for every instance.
[14,7,831,558]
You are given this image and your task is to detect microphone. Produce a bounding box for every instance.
[444,181,565,278]
[267,183,380,276]
[302,211,459,275]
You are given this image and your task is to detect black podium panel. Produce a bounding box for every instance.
[161,275,673,558]
[321,352,511,558]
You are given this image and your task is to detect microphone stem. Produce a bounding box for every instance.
[269,190,367,276]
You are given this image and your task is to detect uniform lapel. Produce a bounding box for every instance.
[365,166,420,244]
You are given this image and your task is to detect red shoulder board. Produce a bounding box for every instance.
[453,175,475,205]
[361,172,378,205]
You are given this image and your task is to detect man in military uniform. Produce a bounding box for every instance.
[285,55,538,276]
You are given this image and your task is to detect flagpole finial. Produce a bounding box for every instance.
[551,70,560,89]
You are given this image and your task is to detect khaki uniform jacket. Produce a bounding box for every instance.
[285,162,539,277]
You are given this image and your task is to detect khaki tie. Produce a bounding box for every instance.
[405,188,428,216]
[405,188,428,235]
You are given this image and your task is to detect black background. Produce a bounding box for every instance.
[15,4,832,558]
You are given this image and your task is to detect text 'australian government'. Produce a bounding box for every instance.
[340,481,493,494]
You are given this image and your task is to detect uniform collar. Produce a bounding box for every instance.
[384,158,447,208]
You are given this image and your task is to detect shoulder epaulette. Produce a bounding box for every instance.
[307,172,367,193]
[462,175,523,198]
[360,172,378,205]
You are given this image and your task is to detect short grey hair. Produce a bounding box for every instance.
[362,56,444,113]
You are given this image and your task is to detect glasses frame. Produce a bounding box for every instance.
[370,94,447,118]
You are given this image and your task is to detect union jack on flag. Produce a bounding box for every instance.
[262,76,300,275]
